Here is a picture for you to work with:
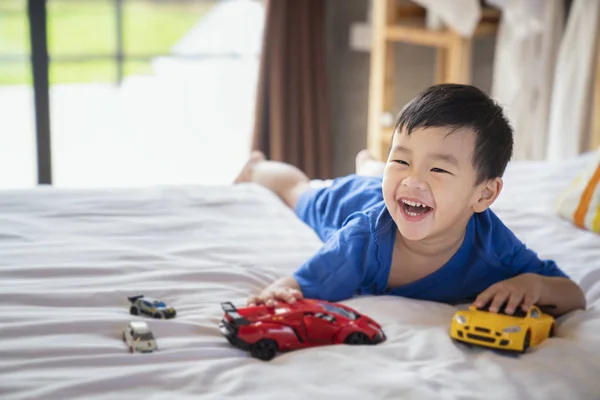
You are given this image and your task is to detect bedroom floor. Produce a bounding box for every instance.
[0,0,262,189]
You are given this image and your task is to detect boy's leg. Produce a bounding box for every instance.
[355,149,386,177]
[234,151,310,210]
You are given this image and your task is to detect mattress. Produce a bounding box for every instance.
[1,154,599,400]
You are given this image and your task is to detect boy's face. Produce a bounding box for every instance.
[382,126,499,242]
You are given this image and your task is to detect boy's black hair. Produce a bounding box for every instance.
[394,84,513,184]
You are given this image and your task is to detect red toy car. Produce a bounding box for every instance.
[218,298,386,361]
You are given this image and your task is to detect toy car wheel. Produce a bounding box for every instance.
[549,324,555,338]
[129,346,134,353]
[130,306,139,315]
[250,339,278,361]
[344,332,371,345]
[153,312,163,319]
[521,331,531,354]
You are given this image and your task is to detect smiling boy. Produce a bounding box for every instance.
[235,84,585,317]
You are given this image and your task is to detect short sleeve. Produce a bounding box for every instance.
[292,217,371,302]
[511,244,569,278]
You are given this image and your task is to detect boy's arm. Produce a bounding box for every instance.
[247,219,370,305]
[536,275,586,316]
[474,244,586,317]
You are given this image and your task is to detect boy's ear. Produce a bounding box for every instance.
[473,177,503,213]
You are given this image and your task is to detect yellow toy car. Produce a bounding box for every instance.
[450,304,556,353]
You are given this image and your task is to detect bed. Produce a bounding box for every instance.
[1,153,599,400]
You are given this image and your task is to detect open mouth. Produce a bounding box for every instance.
[400,199,433,219]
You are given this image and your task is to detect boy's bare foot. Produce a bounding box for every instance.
[355,149,385,177]
[234,151,266,183]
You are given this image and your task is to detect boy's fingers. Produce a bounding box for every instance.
[489,291,510,313]
[473,287,498,308]
[286,295,297,303]
[275,289,292,303]
[285,291,299,303]
[248,288,304,308]
[265,298,276,307]
[247,295,260,306]
[504,292,524,314]
[521,293,536,311]
[268,289,300,304]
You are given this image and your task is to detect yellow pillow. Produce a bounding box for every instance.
[556,148,600,233]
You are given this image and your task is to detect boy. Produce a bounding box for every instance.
[235,84,585,317]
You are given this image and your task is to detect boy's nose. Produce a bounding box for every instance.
[402,176,428,191]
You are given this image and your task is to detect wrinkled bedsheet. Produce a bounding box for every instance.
[0,155,599,400]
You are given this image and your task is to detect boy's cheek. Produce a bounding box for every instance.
[382,193,398,214]
[381,178,399,202]
[432,197,465,224]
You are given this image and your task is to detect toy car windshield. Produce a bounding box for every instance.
[134,332,155,341]
[153,301,166,308]
[319,302,359,320]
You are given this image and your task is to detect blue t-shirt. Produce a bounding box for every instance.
[293,175,568,304]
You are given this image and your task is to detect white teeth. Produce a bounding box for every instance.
[402,199,428,208]
[406,211,418,217]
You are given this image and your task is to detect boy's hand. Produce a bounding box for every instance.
[247,287,304,307]
[473,273,543,315]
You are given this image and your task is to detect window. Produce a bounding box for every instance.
[318,302,359,320]
[315,313,336,323]
[2,0,264,188]
[135,332,155,341]
[0,0,36,188]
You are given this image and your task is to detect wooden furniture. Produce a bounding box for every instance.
[367,0,500,161]
[367,0,600,161]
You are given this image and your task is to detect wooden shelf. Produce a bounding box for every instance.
[368,1,599,158]
[367,0,500,161]
[385,20,497,48]
[385,24,453,47]
[474,21,499,36]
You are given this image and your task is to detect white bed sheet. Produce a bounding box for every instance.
[0,154,599,400]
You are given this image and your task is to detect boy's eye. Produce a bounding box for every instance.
[431,167,449,174]
[393,160,408,166]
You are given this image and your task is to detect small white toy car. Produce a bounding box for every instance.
[122,321,158,353]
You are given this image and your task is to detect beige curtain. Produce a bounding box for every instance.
[546,0,600,161]
[489,0,564,161]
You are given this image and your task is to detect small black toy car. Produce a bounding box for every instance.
[127,295,176,319]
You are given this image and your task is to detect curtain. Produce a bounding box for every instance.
[546,0,600,161]
[411,0,481,37]
[489,0,564,161]
[251,0,331,179]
